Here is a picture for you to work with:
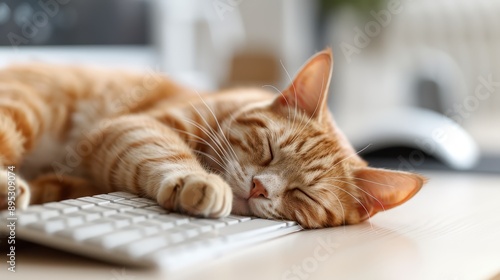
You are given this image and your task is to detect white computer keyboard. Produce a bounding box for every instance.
[0,192,301,269]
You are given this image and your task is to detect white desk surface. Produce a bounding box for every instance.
[1,171,500,280]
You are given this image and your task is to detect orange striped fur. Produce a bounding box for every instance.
[0,49,425,228]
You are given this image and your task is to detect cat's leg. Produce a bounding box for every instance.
[1,173,99,208]
[82,115,232,218]
[0,83,47,210]
[28,174,102,205]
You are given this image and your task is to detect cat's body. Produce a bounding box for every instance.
[0,50,425,228]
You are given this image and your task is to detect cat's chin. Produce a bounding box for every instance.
[231,196,252,216]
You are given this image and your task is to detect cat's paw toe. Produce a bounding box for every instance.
[0,171,30,210]
[178,174,233,218]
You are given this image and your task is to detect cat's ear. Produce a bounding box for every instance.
[352,167,426,221]
[272,48,333,120]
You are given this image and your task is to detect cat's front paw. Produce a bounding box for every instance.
[157,173,232,218]
[0,170,30,210]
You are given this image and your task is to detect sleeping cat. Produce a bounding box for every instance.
[0,49,425,228]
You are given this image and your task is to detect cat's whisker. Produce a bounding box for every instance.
[221,112,245,160]
[192,150,231,175]
[192,90,241,163]
[214,134,246,179]
[289,76,326,144]
[331,144,373,170]
[184,114,247,181]
[178,118,230,164]
[168,126,225,158]
[273,207,305,230]
[187,104,241,171]
[260,114,278,127]
[266,202,283,217]
[324,188,347,229]
[183,138,229,169]
[279,60,300,132]
[232,162,246,182]
[260,205,280,220]
[181,112,234,165]
[339,177,398,189]
[328,184,374,229]
[171,124,230,173]
[186,104,227,150]
[226,163,245,183]
[325,178,386,212]
[222,112,238,136]
[262,84,293,121]
[223,112,250,175]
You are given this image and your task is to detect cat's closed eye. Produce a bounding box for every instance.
[261,137,274,166]
[267,137,274,162]
[293,188,317,203]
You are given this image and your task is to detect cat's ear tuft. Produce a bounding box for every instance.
[272,48,333,120]
[352,167,426,221]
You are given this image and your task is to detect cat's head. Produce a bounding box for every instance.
[219,48,425,228]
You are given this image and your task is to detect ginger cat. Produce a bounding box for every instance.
[0,49,424,228]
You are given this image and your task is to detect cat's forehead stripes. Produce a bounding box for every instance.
[234,116,267,129]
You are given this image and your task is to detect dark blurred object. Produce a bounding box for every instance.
[415,78,444,113]
[362,147,500,174]
[0,0,150,46]
[319,0,385,16]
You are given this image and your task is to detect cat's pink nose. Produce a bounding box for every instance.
[249,178,268,199]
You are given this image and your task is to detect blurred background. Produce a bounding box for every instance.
[0,0,498,173]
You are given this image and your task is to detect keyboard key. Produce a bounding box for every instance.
[86,229,143,248]
[157,215,189,226]
[108,192,139,199]
[21,206,60,220]
[17,212,39,225]
[173,223,204,238]
[115,235,169,257]
[93,218,130,228]
[29,214,93,232]
[227,215,252,222]
[29,220,66,233]
[83,206,118,217]
[213,219,287,241]
[137,219,175,230]
[43,202,78,214]
[130,197,157,205]
[159,229,186,244]
[108,213,146,223]
[113,200,149,208]
[60,199,95,209]
[218,217,239,225]
[47,216,85,227]
[189,220,224,231]
[125,208,160,218]
[144,206,168,214]
[77,196,110,205]
[285,221,298,227]
[66,212,101,222]
[167,213,192,221]
[100,202,133,212]
[58,222,115,240]
[93,194,125,202]
[123,224,160,236]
